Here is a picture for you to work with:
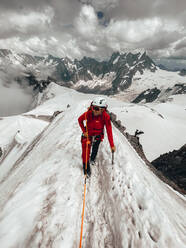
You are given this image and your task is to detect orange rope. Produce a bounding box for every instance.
[79,112,89,248]
[79,175,87,248]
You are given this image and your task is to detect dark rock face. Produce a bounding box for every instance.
[174,84,186,94]
[179,69,186,76]
[0,147,3,158]
[0,49,12,57]
[109,51,156,93]
[152,144,186,191]
[132,88,161,103]
[24,74,55,93]
[133,83,186,103]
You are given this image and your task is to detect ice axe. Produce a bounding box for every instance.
[112,151,114,165]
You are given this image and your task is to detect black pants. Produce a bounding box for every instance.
[90,139,101,162]
[83,139,101,175]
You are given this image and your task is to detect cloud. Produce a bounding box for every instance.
[0,61,33,116]
[0,0,50,11]
[0,7,54,39]
[0,0,186,59]
[174,38,186,51]
[0,79,33,117]
[75,5,99,38]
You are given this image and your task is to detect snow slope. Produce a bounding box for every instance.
[0,84,185,248]
[117,68,186,102]
[132,68,186,92]
[109,96,186,161]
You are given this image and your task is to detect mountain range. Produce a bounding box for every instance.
[1,48,186,103]
[0,48,156,94]
[0,49,185,98]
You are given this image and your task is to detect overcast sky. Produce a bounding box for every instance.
[0,0,186,60]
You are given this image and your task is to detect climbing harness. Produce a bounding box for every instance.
[91,135,101,143]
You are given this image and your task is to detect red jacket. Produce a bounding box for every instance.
[78,109,114,148]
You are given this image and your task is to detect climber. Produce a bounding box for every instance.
[78,97,116,177]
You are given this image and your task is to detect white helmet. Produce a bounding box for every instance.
[92,97,107,108]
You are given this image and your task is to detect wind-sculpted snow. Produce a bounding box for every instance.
[0,87,186,247]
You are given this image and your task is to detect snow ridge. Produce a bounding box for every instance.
[0,85,185,247]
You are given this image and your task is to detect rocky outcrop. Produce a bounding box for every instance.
[132,88,161,103]
[132,84,186,103]
[109,111,147,162]
[0,147,3,158]
[106,51,156,94]
[25,74,55,93]
[179,69,186,76]
[152,144,186,191]
[174,83,186,94]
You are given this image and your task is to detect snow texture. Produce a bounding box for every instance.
[0,84,185,248]
[109,97,186,161]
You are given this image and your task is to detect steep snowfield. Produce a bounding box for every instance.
[0,84,185,248]
[132,68,186,92]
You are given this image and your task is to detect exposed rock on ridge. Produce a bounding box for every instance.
[152,144,186,191]
[132,84,186,103]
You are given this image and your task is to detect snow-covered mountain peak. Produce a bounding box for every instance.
[0,49,157,94]
[0,49,185,104]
